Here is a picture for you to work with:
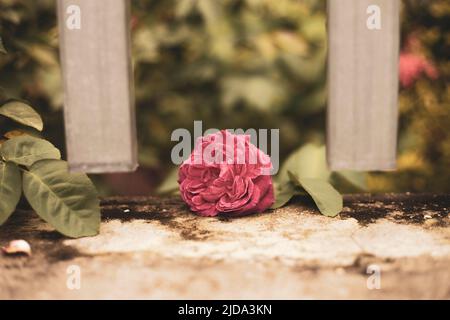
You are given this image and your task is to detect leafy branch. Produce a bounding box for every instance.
[0,100,100,238]
[271,143,367,217]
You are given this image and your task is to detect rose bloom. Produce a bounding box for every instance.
[399,52,438,88]
[178,130,274,217]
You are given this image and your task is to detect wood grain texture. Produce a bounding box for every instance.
[57,0,137,173]
[327,0,400,171]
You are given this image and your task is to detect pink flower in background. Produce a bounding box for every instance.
[399,34,438,88]
[178,130,274,217]
[131,15,139,31]
[399,53,438,88]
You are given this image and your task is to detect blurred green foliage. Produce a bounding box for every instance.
[0,0,448,194]
[371,0,450,193]
[132,0,328,172]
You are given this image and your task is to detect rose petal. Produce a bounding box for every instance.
[179,130,274,217]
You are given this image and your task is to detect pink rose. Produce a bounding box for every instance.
[399,35,438,88]
[178,130,274,217]
[399,53,438,88]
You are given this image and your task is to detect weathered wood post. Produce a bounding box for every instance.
[57,0,137,173]
[327,0,400,170]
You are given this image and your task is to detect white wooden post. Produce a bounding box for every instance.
[57,0,137,173]
[327,0,400,171]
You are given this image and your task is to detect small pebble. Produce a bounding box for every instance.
[2,240,32,256]
[424,214,432,219]
[123,209,130,213]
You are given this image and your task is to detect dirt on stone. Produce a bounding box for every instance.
[0,193,449,299]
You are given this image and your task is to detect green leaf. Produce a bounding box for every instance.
[157,167,180,195]
[277,143,330,185]
[300,85,326,115]
[0,101,44,131]
[0,135,61,167]
[0,162,21,225]
[22,160,100,238]
[288,171,343,217]
[271,181,304,209]
[332,170,367,192]
[175,0,196,17]
[0,37,6,54]
[221,76,286,112]
[4,130,27,139]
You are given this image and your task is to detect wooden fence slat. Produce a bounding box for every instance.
[57,0,137,173]
[327,0,400,171]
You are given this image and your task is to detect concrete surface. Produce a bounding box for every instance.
[0,194,449,299]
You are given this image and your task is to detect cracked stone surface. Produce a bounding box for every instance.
[0,194,449,299]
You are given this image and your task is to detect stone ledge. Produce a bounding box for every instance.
[0,194,449,299]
